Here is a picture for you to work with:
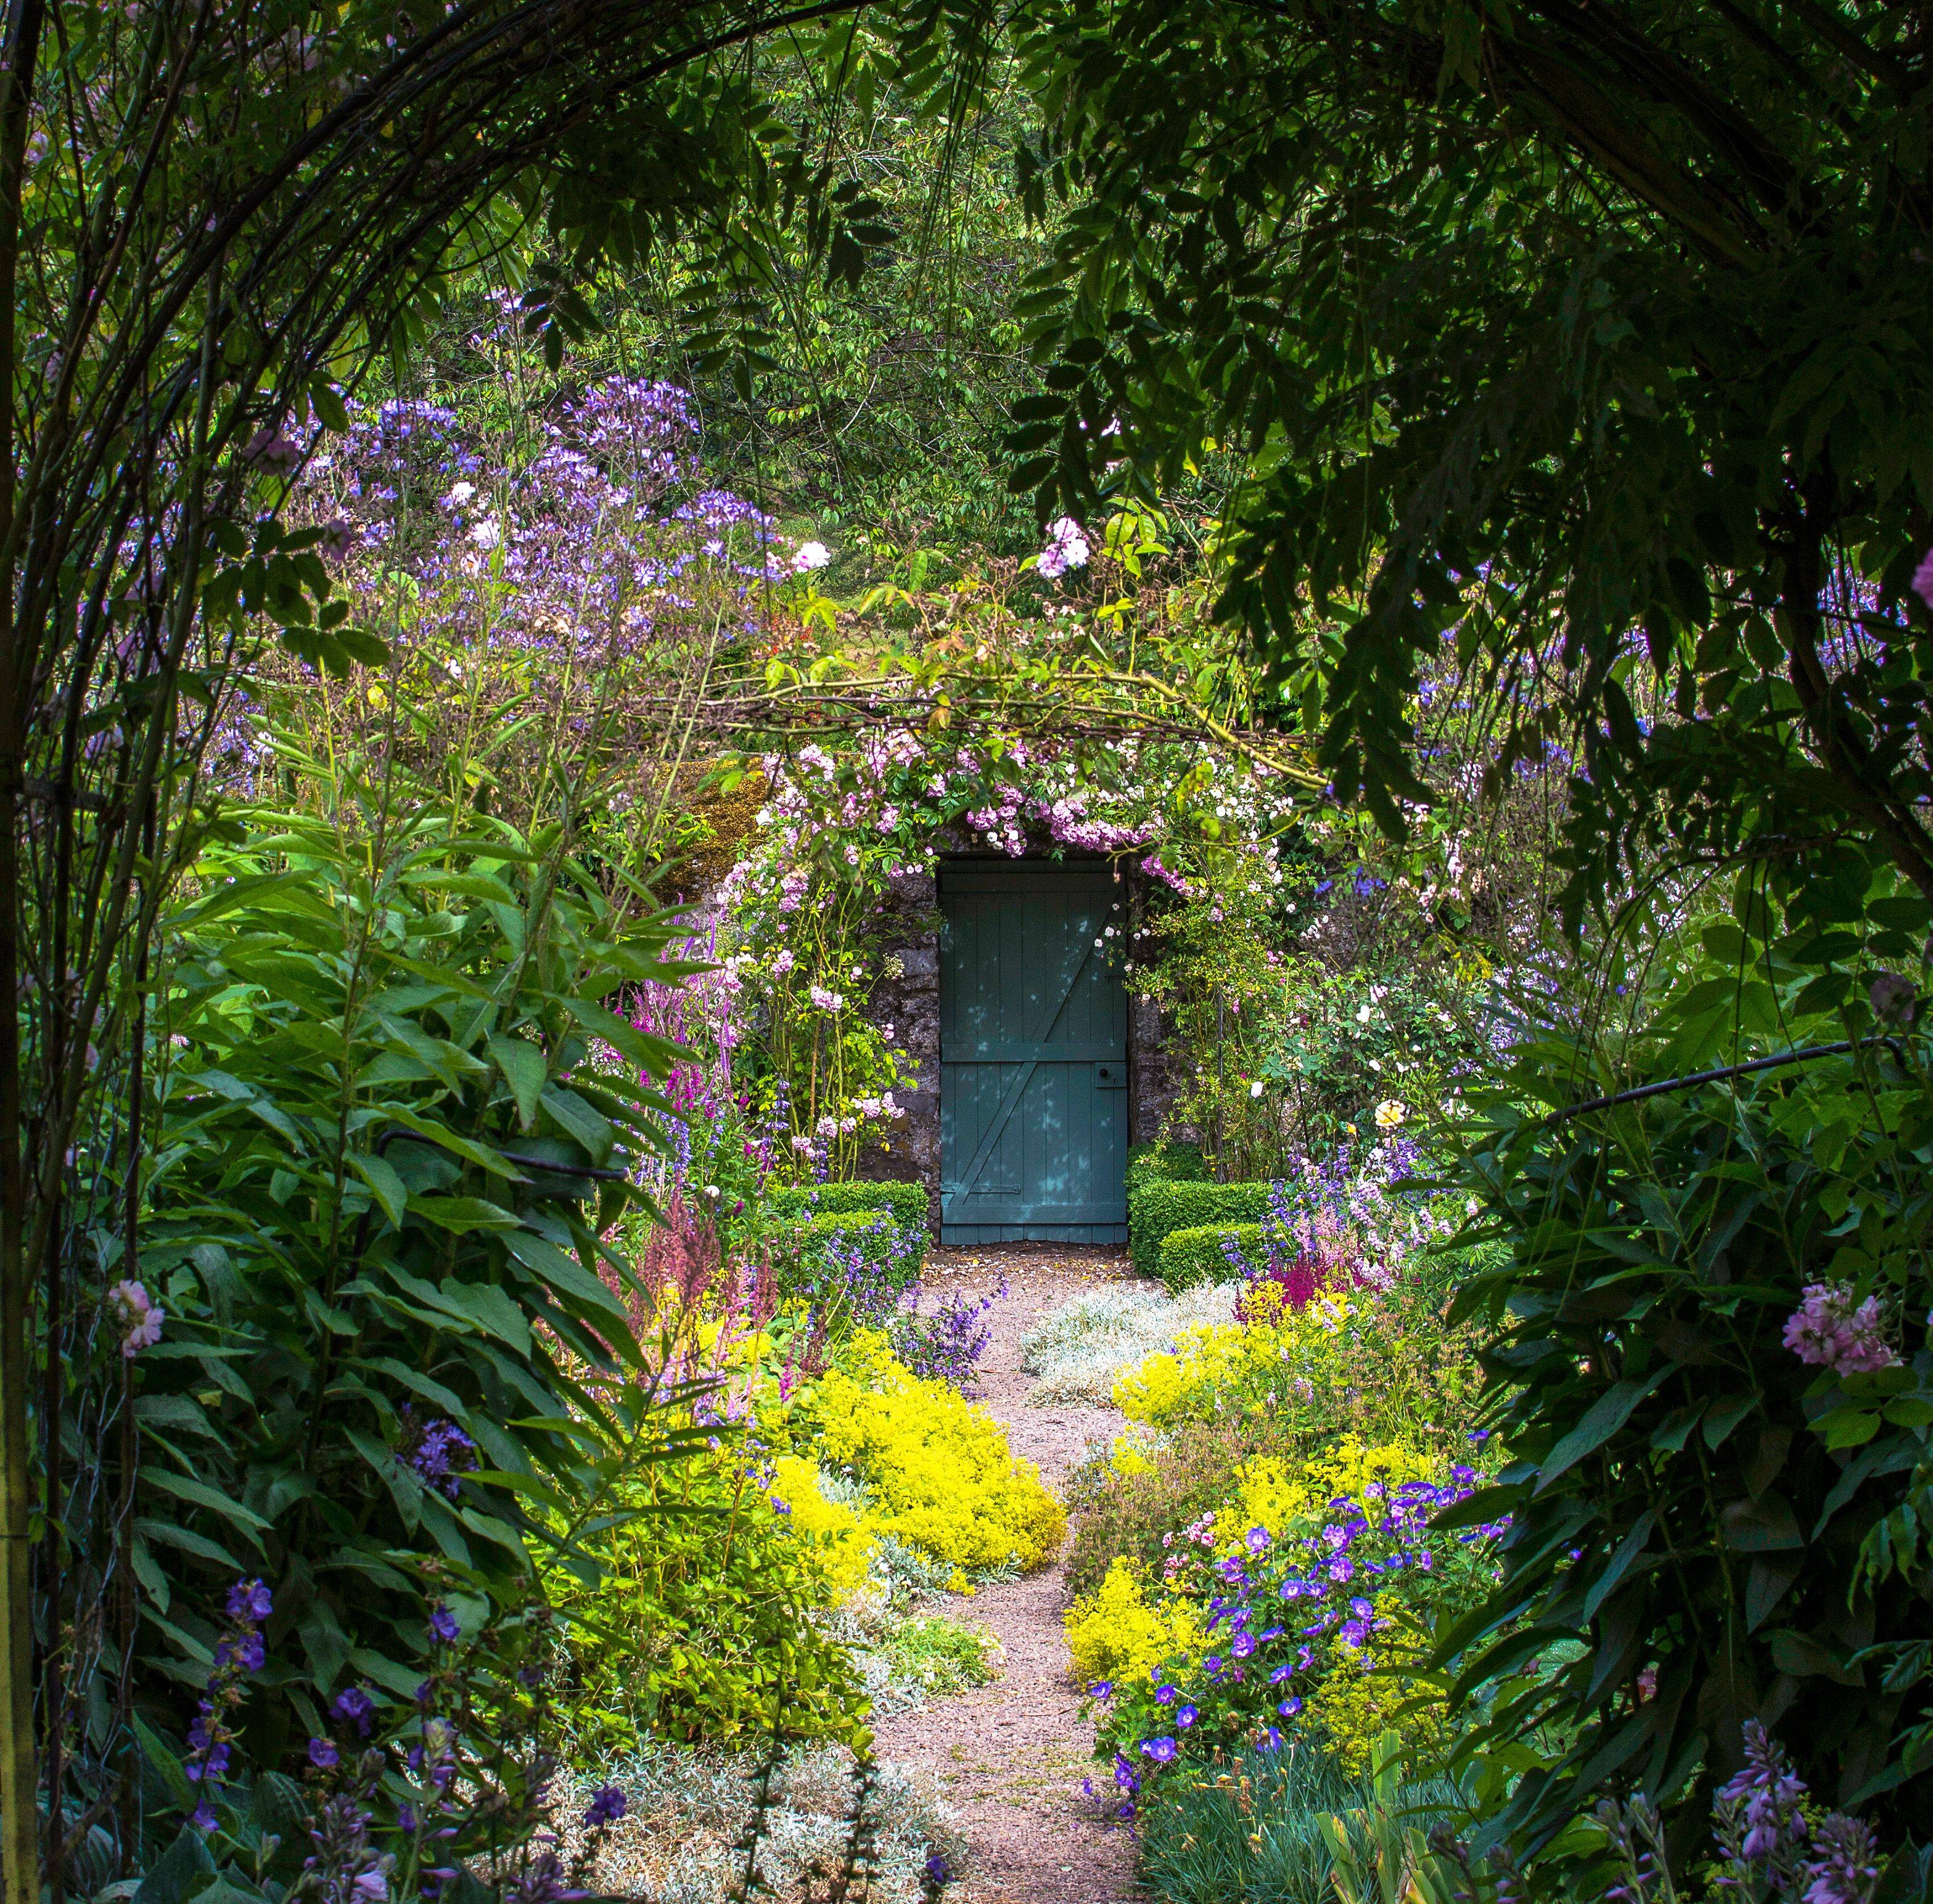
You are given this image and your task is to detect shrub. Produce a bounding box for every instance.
[1130,1179,1273,1279]
[778,1210,922,1306]
[1127,1140,1211,1194]
[810,1331,1067,1580]
[139,797,687,1770]
[554,1447,868,1750]
[1065,1557,1207,1691]
[1021,1280,1240,1407]
[1067,1421,1270,1599]
[766,1180,932,1257]
[767,1453,876,1597]
[1160,1222,1265,1292]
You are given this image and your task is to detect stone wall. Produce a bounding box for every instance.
[853,868,944,1225]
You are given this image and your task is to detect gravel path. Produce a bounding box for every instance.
[871,1246,1141,1904]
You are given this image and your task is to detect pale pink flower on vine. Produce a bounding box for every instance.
[772,950,795,975]
[1037,516,1089,580]
[1783,1281,1897,1374]
[1913,547,1933,613]
[107,1279,164,1359]
[808,985,844,1013]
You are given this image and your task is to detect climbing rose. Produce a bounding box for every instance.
[1036,516,1089,579]
[1783,1282,1897,1374]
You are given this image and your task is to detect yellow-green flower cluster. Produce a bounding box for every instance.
[813,1328,1067,1583]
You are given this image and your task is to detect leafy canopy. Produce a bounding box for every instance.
[1008,0,1933,908]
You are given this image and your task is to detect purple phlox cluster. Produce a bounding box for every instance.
[185,1576,273,1827]
[396,1408,479,1498]
[1783,1281,1897,1375]
[107,1277,164,1358]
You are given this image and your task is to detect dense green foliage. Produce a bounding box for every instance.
[1128,1181,1273,1281]
[1157,1222,1259,1294]
[1012,0,1933,913]
[134,784,690,1768]
[1444,864,1933,1857]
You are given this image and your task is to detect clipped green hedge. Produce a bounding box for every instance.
[766,1178,930,1247]
[1125,1139,1210,1195]
[1158,1221,1265,1294]
[1128,1178,1273,1280]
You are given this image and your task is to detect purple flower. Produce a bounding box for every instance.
[227,1578,274,1623]
[429,1604,461,1644]
[925,1853,951,1887]
[1204,1656,1223,1675]
[1270,1664,1295,1685]
[1175,1705,1198,1730]
[1087,1680,1114,1699]
[1260,1728,1283,1751]
[1154,1684,1176,1705]
[1279,1696,1303,1717]
[584,1786,628,1829]
[1349,1596,1374,1619]
[1140,1736,1178,1763]
[1113,1754,1139,1791]
[309,1737,340,1768]
[1231,1633,1257,1660]
[1246,1527,1271,1552]
[332,1685,376,1737]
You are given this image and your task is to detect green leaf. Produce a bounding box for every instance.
[489,1032,548,1130]
[1535,1371,1670,1495]
[142,1467,273,1537]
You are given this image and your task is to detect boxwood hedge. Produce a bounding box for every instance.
[1158,1221,1265,1293]
[765,1179,931,1270]
[1128,1178,1273,1280]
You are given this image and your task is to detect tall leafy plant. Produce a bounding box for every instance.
[1437,855,1933,1873]
[116,761,702,1821]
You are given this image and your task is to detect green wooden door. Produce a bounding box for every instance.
[938,860,1128,1244]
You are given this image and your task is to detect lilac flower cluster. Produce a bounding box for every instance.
[106,1276,165,1358]
[1711,1720,1883,1903]
[1781,1281,1897,1376]
[186,1577,273,1828]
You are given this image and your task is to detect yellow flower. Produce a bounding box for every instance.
[813,1343,1065,1576]
[1374,1098,1407,1130]
[768,1453,875,1598]
[1065,1557,1205,1687]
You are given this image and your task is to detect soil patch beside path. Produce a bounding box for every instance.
[871,1246,1140,1904]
